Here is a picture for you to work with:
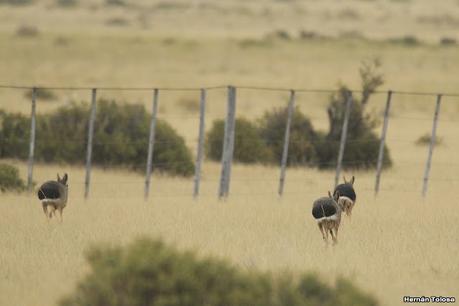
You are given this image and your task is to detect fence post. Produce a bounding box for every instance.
[219,86,236,199]
[145,89,159,200]
[278,90,295,197]
[422,94,442,198]
[84,88,97,200]
[334,91,353,188]
[374,90,392,196]
[193,89,206,199]
[27,87,37,192]
[224,86,237,197]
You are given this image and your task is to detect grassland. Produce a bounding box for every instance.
[1,0,459,305]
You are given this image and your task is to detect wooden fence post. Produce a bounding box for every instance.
[27,87,37,192]
[278,90,295,197]
[334,91,353,188]
[84,88,97,199]
[374,90,392,196]
[219,86,237,199]
[193,89,206,199]
[145,89,159,200]
[422,94,442,198]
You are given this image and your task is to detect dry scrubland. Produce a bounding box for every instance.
[1,0,459,305]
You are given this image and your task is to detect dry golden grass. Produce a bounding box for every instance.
[1,153,459,306]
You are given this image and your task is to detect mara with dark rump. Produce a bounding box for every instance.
[333,176,357,217]
[37,173,68,222]
[312,191,341,244]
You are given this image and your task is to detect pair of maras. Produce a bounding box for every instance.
[312,176,356,244]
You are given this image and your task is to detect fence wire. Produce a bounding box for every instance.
[1,84,458,199]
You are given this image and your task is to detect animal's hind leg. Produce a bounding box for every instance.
[329,227,337,244]
[332,228,338,244]
[58,207,63,223]
[318,223,326,242]
[48,205,55,219]
[42,204,49,219]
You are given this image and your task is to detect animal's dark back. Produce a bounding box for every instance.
[334,184,356,202]
[312,197,337,219]
[37,181,61,200]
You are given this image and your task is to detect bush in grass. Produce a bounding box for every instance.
[0,101,194,177]
[206,118,272,164]
[59,237,379,306]
[55,0,77,7]
[24,88,57,101]
[0,163,26,193]
[415,134,442,146]
[0,110,30,159]
[259,106,317,166]
[315,60,392,169]
[0,0,33,6]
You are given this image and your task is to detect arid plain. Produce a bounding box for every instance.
[1,1,459,305]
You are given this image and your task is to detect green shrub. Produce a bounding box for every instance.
[388,35,420,46]
[206,118,272,164]
[0,100,194,177]
[105,0,125,6]
[0,110,30,159]
[55,0,77,7]
[0,163,26,193]
[415,133,442,146]
[315,60,392,170]
[24,88,57,101]
[259,106,317,166]
[59,237,379,306]
[0,0,33,6]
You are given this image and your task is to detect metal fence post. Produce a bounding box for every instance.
[334,91,353,188]
[27,87,37,192]
[422,94,442,198]
[278,90,295,197]
[145,89,159,200]
[224,86,237,197]
[193,89,206,199]
[219,86,236,199]
[84,88,97,199]
[374,90,392,196]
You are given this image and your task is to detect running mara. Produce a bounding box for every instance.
[333,176,357,217]
[312,191,341,244]
[37,173,68,222]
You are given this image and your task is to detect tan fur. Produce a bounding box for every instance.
[338,196,354,217]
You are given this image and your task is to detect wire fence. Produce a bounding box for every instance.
[1,84,458,200]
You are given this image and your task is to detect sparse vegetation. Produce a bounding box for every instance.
[59,237,379,306]
[15,25,39,37]
[105,17,129,26]
[416,134,442,146]
[104,0,125,6]
[0,163,26,192]
[0,0,33,6]
[55,0,77,7]
[388,35,421,46]
[24,88,57,101]
[440,37,456,46]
